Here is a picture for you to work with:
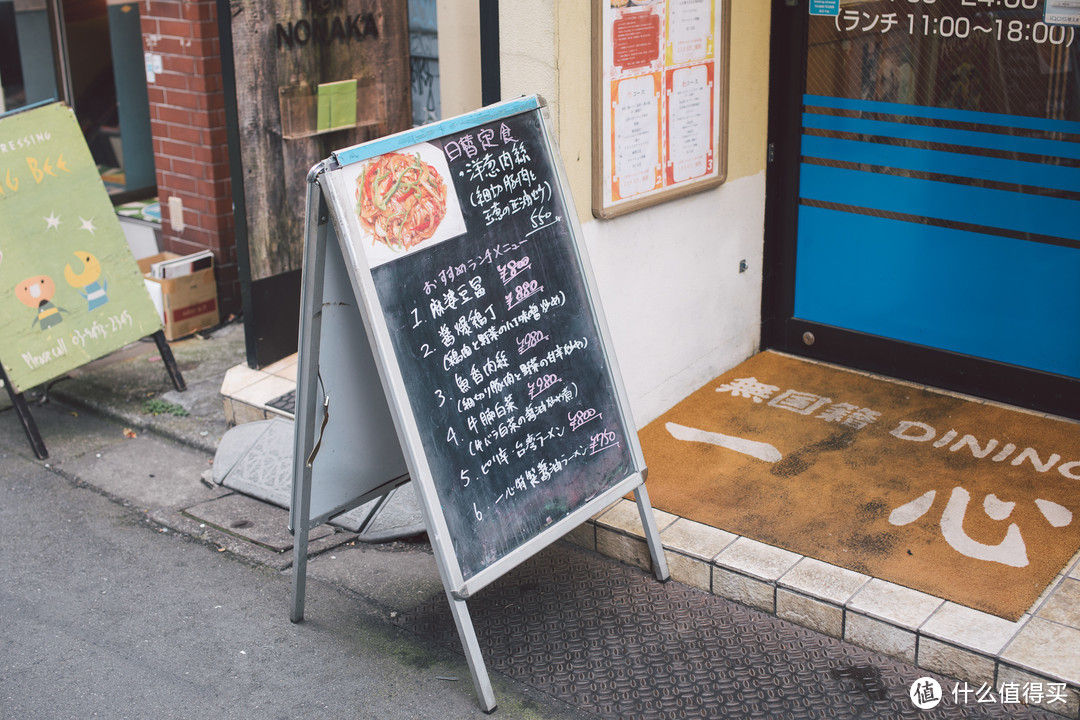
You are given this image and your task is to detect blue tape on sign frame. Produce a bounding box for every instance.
[0,98,59,119]
[333,95,543,167]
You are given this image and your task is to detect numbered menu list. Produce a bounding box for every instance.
[368,112,635,580]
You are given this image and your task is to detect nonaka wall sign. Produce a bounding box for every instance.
[0,103,162,394]
[272,0,380,49]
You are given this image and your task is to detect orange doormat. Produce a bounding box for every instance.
[639,351,1080,621]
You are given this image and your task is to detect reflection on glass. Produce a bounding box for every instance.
[807,1,1077,120]
[1,0,154,198]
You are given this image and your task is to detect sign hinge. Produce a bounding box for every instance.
[767,143,776,163]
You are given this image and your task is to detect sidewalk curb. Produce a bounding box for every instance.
[48,382,222,455]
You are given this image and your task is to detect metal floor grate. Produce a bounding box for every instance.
[395,543,1055,720]
[265,389,296,416]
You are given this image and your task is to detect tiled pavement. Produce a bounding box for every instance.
[221,356,1080,719]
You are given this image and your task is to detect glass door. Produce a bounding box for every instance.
[764,0,1080,420]
[0,0,155,199]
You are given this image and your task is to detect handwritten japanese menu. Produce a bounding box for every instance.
[341,110,635,580]
[597,0,725,217]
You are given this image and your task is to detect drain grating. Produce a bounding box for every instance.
[266,389,296,416]
[395,543,1055,720]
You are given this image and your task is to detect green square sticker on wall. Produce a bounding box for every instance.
[317,79,358,131]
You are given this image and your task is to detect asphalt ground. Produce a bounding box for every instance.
[0,405,580,719]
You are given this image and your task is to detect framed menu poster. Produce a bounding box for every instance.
[593,0,730,218]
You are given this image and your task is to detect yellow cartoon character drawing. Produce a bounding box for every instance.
[15,275,68,330]
[64,251,109,311]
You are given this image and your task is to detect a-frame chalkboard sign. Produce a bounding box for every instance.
[289,96,669,711]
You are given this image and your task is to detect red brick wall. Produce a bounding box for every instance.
[140,0,239,318]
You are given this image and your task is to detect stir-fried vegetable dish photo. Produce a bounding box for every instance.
[355,151,448,252]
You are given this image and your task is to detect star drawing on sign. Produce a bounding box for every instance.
[79,217,96,234]
[44,212,61,230]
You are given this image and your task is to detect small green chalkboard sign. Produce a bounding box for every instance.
[0,103,163,394]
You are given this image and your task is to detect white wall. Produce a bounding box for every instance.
[435,1,482,118]
[453,0,772,426]
[583,173,765,425]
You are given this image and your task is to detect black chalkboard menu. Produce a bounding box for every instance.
[317,96,652,593]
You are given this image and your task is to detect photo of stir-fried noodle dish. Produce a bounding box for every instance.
[355,151,448,252]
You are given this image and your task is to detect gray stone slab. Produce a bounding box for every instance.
[215,418,382,533]
[216,417,294,507]
[306,543,443,612]
[150,505,355,571]
[184,493,333,553]
[330,498,382,532]
[67,434,228,510]
[211,419,275,485]
[358,485,426,542]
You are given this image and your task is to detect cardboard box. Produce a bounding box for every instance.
[138,252,220,341]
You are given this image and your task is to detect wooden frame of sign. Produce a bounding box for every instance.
[289,95,669,711]
[592,0,730,219]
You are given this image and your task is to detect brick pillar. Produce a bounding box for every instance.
[140,0,239,318]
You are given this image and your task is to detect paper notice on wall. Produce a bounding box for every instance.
[612,74,662,200]
[1046,0,1080,26]
[808,0,840,16]
[667,63,713,184]
[597,0,724,216]
[317,79,358,132]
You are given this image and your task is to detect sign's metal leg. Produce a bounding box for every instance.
[151,329,186,392]
[634,485,670,582]
[290,177,330,624]
[290,523,310,623]
[447,594,497,713]
[1,363,48,460]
